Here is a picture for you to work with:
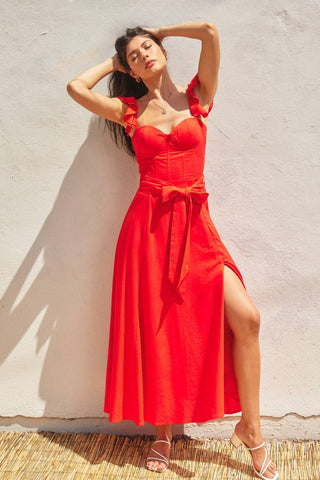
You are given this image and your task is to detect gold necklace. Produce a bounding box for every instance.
[147,92,167,115]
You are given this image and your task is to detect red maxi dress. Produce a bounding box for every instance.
[104,73,246,426]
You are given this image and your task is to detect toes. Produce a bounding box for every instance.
[265,464,277,479]
[146,460,156,470]
[268,460,277,473]
[147,460,166,471]
[157,461,166,471]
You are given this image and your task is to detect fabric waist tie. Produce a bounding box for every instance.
[138,176,209,300]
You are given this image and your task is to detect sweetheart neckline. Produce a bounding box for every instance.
[131,116,206,139]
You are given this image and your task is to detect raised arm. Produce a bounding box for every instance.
[146,21,220,112]
[66,54,127,126]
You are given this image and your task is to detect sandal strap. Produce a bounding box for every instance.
[147,449,169,465]
[146,439,171,467]
[260,451,272,476]
[146,456,169,465]
[152,439,171,446]
[247,441,265,450]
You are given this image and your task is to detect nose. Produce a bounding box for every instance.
[141,51,148,61]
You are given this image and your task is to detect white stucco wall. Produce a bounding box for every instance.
[1,0,319,438]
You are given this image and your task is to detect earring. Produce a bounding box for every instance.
[135,76,141,83]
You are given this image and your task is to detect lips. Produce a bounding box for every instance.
[145,60,155,69]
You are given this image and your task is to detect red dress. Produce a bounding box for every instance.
[104,73,246,426]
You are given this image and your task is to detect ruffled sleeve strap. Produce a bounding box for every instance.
[187,73,214,118]
[116,96,138,136]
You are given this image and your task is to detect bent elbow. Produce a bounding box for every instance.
[204,22,218,37]
[66,80,84,98]
[66,80,77,95]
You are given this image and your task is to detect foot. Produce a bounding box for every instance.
[146,433,172,472]
[235,421,278,479]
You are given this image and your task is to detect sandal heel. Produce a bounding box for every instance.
[230,428,279,480]
[230,431,243,448]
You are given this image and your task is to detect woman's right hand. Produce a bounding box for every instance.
[112,53,126,73]
[144,27,165,42]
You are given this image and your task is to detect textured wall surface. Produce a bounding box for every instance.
[1,0,319,437]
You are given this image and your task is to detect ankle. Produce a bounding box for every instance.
[155,425,172,441]
[238,419,262,436]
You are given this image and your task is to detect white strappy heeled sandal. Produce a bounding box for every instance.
[146,439,171,472]
[230,430,279,479]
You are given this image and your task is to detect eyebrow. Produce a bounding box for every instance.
[128,39,150,58]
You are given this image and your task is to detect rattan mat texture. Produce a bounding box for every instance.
[0,432,319,479]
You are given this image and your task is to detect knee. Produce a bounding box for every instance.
[233,306,260,339]
[246,307,261,336]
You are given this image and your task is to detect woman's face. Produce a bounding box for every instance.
[126,35,166,80]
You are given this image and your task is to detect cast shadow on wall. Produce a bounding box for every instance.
[0,115,141,423]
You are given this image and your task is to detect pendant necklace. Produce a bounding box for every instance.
[147,92,167,114]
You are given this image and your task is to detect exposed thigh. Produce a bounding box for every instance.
[223,264,259,335]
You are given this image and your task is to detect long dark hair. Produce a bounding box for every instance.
[104,26,166,160]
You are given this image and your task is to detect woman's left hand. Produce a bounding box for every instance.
[144,27,165,42]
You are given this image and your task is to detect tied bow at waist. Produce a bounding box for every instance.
[138,176,209,300]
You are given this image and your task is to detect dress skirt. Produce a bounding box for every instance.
[104,176,246,426]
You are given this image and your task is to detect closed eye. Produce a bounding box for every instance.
[132,45,151,61]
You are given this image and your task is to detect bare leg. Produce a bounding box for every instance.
[223,265,277,479]
[146,424,173,472]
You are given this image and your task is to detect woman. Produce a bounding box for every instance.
[67,22,279,479]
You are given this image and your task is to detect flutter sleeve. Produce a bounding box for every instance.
[115,96,138,136]
[187,73,214,118]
